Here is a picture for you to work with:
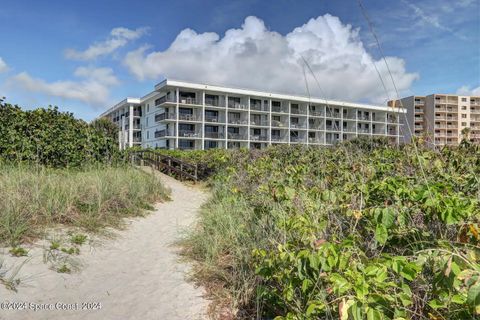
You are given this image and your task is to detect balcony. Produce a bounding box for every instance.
[309,111,324,117]
[250,103,269,112]
[271,120,287,128]
[228,103,248,110]
[358,115,370,121]
[290,136,305,143]
[291,109,307,115]
[250,135,268,142]
[179,130,200,138]
[179,97,201,105]
[228,119,248,125]
[271,135,286,142]
[325,126,341,132]
[271,106,288,113]
[154,129,175,138]
[205,116,221,123]
[308,137,322,144]
[326,112,341,119]
[133,136,142,143]
[155,112,176,122]
[228,133,247,140]
[290,123,307,129]
[155,96,175,106]
[133,123,142,130]
[250,120,269,126]
[133,110,142,117]
[357,128,370,134]
[343,127,356,133]
[204,132,224,139]
[179,114,202,121]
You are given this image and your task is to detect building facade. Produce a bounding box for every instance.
[99,79,404,150]
[390,94,480,146]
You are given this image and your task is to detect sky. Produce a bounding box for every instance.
[0,0,479,121]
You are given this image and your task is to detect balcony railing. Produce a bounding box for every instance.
[326,112,341,118]
[205,116,221,123]
[204,132,224,139]
[343,127,356,133]
[155,96,175,106]
[290,123,307,129]
[271,106,288,113]
[309,111,324,117]
[357,128,370,134]
[358,115,370,121]
[133,111,142,117]
[228,103,248,110]
[271,120,287,127]
[228,133,247,140]
[250,120,269,126]
[290,136,305,142]
[250,135,269,141]
[179,130,200,137]
[179,114,202,121]
[308,138,322,143]
[133,123,142,130]
[155,129,175,138]
[133,137,142,143]
[291,109,307,115]
[250,104,269,112]
[228,119,248,125]
[179,97,200,105]
[325,126,341,132]
[155,112,176,122]
[271,135,286,142]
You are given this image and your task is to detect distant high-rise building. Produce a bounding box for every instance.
[389,94,480,146]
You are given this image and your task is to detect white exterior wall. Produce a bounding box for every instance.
[100,79,407,150]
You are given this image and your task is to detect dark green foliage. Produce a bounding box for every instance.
[0,99,121,167]
[185,143,480,319]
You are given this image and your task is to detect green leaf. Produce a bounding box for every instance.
[330,274,351,295]
[375,224,388,245]
[451,294,466,304]
[467,283,480,308]
[367,308,383,320]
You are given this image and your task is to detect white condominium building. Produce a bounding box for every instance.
[99,79,404,150]
[390,94,480,146]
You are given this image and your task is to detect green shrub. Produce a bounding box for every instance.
[185,143,480,319]
[0,99,121,167]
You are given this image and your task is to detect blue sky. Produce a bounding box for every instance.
[0,0,478,121]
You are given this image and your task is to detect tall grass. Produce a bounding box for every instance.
[0,164,169,245]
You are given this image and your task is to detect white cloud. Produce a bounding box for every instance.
[65,27,148,61]
[457,85,480,96]
[123,15,418,103]
[10,67,119,106]
[0,57,8,73]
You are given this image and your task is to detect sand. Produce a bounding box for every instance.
[0,170,209,320]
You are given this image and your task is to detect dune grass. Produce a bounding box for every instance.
[0,164,169,246]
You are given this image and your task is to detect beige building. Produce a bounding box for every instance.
[389,94,480,146]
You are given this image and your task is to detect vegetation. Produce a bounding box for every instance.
[0,164,169,246]
[184,140,480,319]
[0,98,121,167]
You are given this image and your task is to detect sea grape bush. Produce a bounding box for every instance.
[0,99,120,167]
[186,140,480,319]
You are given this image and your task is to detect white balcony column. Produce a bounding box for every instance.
[356,108,359,138]
[268,99,272,146]
[128,104,134,148]
[306,102,310,145]
[247,96,251,149]
[384,112,388,136]
[202,91,205,150]
[288,101,291,144]
[225,95,228,149]
[175,88,179,149]
[323,104,327,145]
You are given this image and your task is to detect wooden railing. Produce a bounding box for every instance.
[129,150,210,182]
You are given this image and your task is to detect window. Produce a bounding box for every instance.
[253,128,261,135]
[462,106,467,110]
[205,94,220,106]
[147,104,150,113]
[205,140,218,149]
[227,127,239,134]
[272,101,281,107]
[462,98,467,102]
[272,129,280,137]
[308,132,315,138]
[462,114,467,118]
[179,108,193,115]
[146,117,149,126]
[462,122,467,126]
[272,115,281,121]
[291,117,299,124]
[205,125,219,133]
[147,131,149,139]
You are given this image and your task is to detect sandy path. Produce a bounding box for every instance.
[0,170,209,320]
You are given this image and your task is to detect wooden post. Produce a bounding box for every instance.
[180,163,183,181]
